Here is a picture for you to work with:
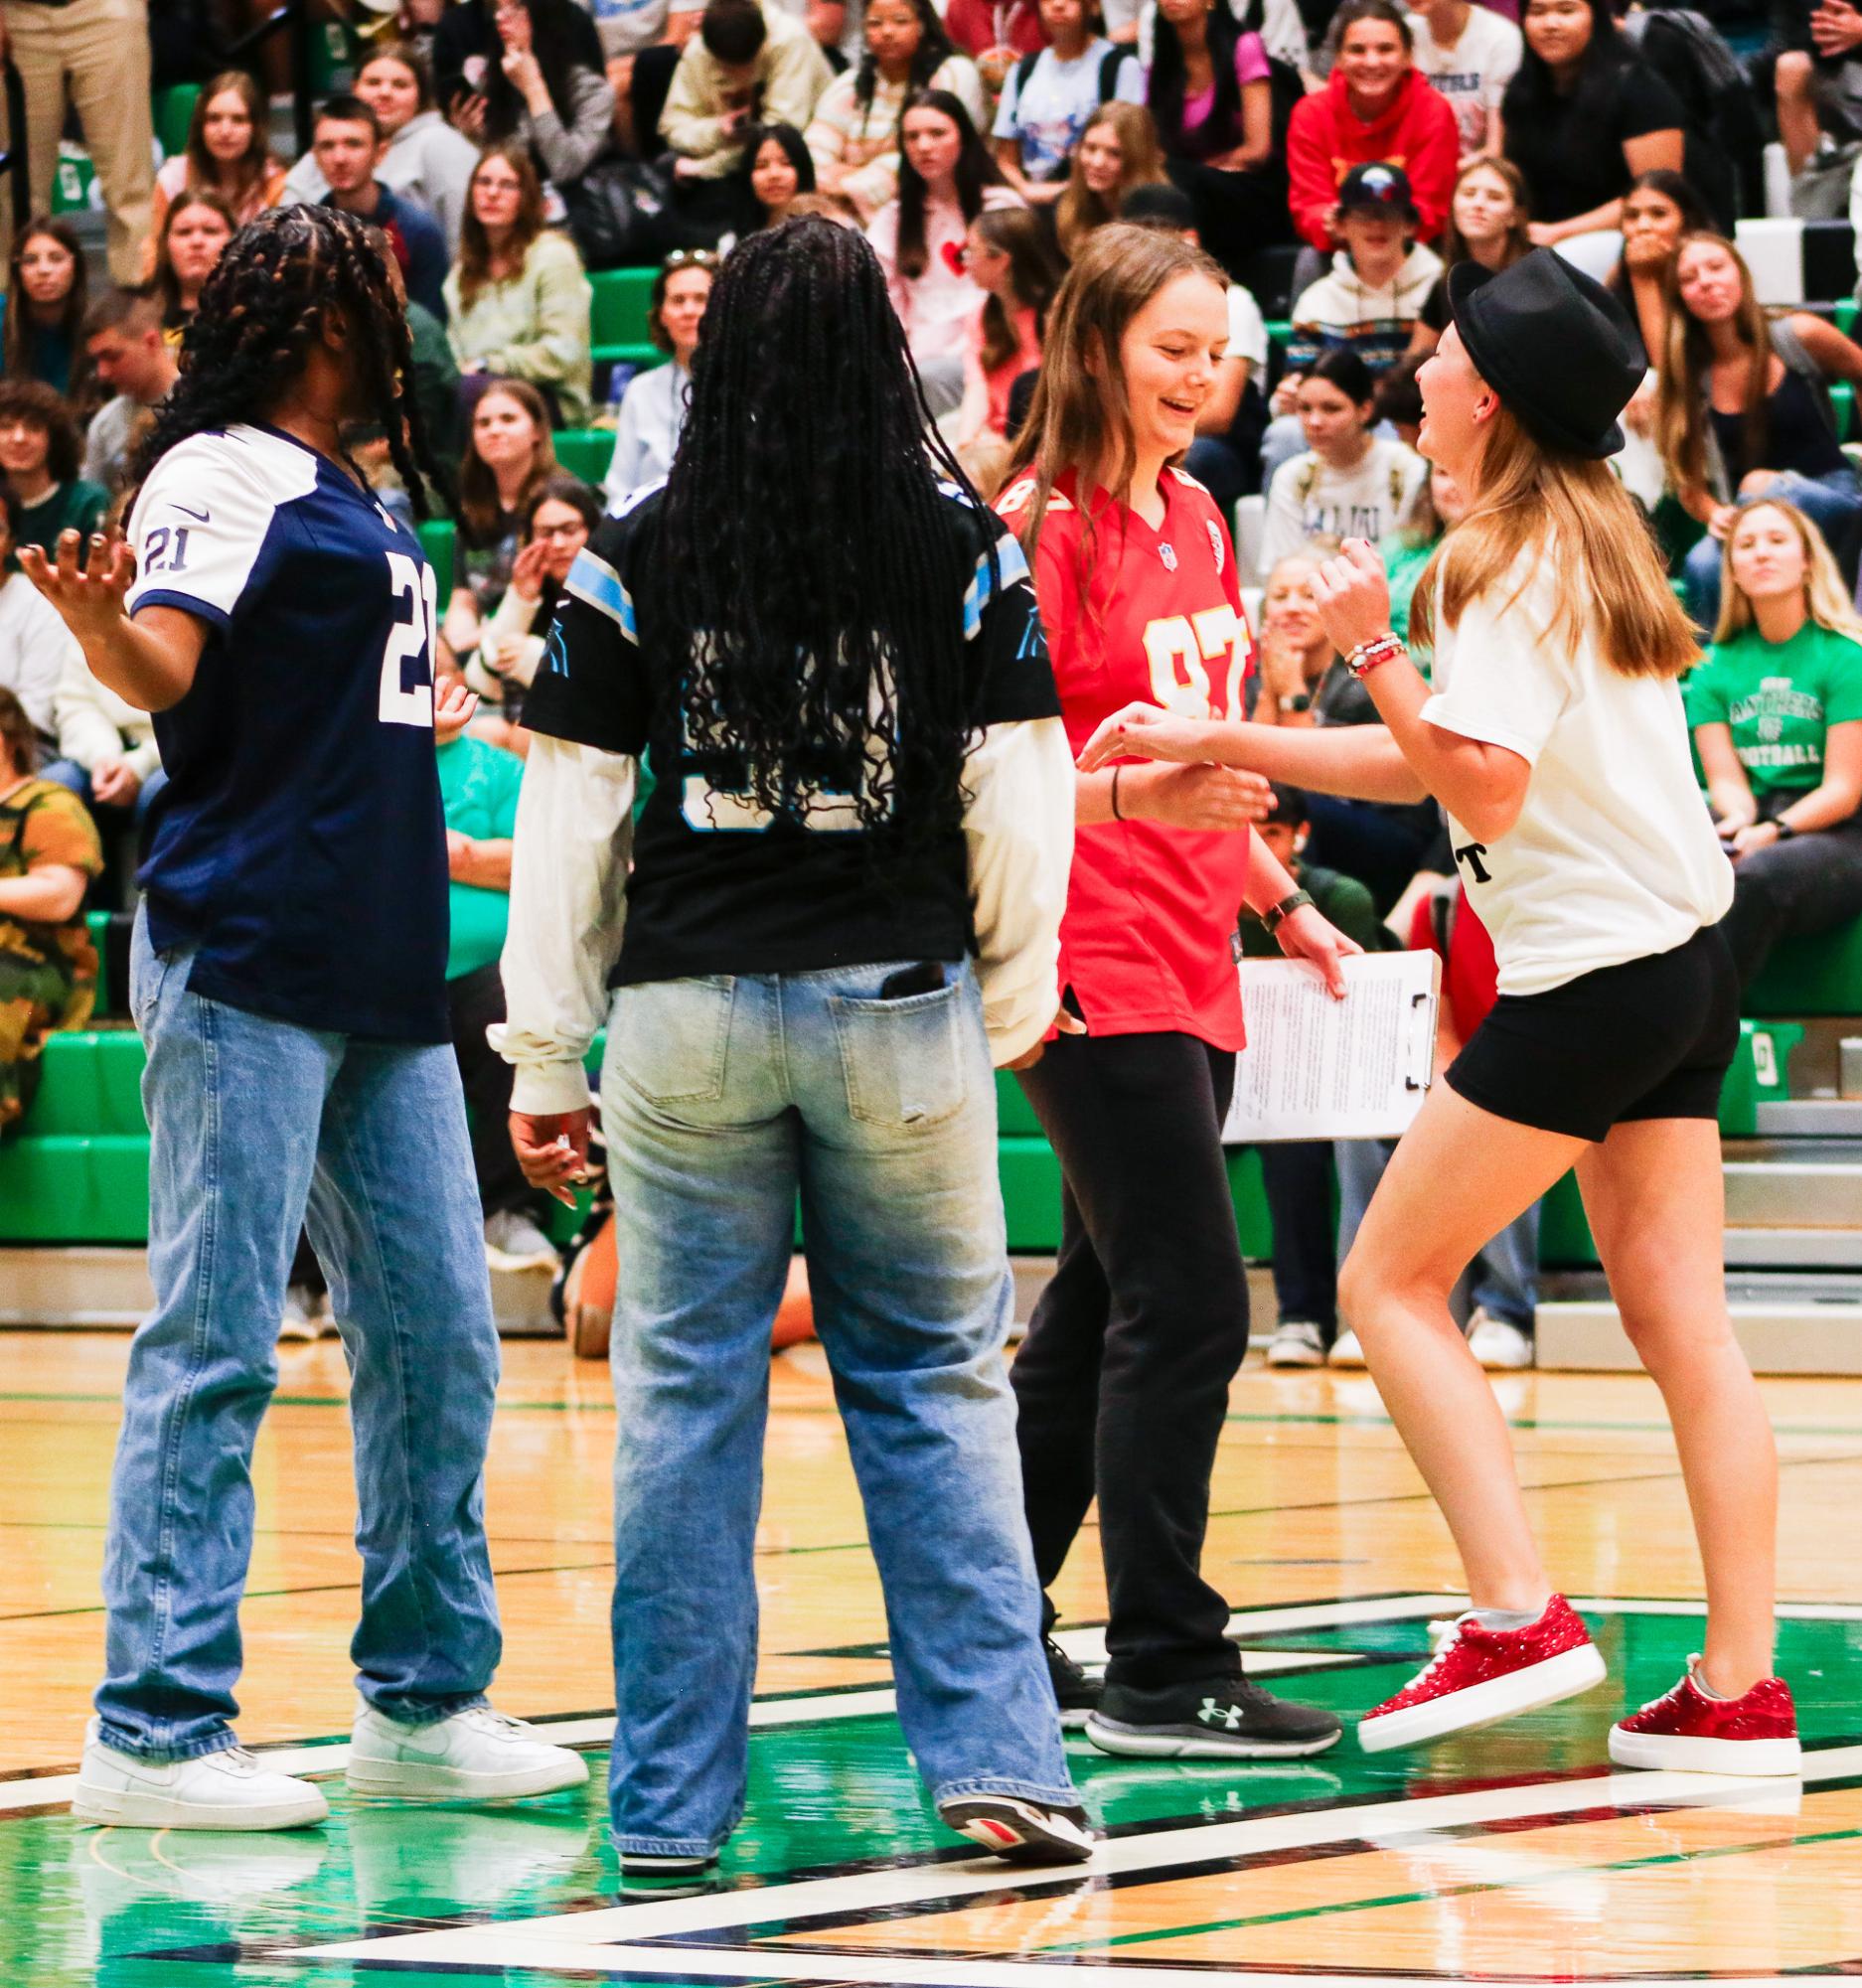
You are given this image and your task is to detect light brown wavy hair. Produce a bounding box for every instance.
[1005,222,1227,588]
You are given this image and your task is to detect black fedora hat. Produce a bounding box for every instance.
[1447,248,1642,460]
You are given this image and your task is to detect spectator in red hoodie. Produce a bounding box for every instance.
[1287,0,1459,254]
[943,0,1045,93]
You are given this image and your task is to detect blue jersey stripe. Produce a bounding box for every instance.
[566,548,636,639]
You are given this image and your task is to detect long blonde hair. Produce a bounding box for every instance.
[1410,402,1699,680]
[1005,223,1227,579]
[1054,104,1168,261]
[1653,231,1774,495]
[1712,497,1862,647]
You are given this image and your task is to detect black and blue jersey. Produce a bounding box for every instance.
[521,482,1061,988]
[128,424,450,1042]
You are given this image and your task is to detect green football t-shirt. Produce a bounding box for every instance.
[1685,621,1862,799]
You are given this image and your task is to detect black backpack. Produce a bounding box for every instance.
[1620,8,1765,228]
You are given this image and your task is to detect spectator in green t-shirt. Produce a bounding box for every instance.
[1237,783,1389,1369]
[1686,499,1862,988]
[437,727,563,1273]
[1380,460,1466,656]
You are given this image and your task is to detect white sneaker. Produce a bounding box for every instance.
[1265,1319,1326,1368]
[347,1702,589,1802]
[278,1285,332,1342]
[1468,1309,1534,1370]
[484,1210,559,1275]
[73,1722,329,1831]
[1328,1328,1366,1368]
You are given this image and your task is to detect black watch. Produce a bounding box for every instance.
[1773,819,1797,841]
[1262,888,1314,934]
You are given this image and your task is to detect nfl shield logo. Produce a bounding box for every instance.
[1159,542,1178,571]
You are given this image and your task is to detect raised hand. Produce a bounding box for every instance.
[18,531,135,649]
[1308,538,1394,660]
[1078,701,1216,772]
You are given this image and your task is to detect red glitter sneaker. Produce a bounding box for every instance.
[1609,1661,1801,1776]
[1358,1596,1606,1754]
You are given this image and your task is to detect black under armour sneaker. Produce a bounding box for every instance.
[1045,1636,1102,1730]
[1086,1674,1343,1759]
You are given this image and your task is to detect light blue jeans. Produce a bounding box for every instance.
[95,907,504,1760]
[599,962,1076,1858]
[1334,1136,1540,1332]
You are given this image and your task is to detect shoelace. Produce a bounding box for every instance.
[1403,1614,1476,1693]
[458,1707,531,1738]
[1044,1638,1089,1687]
[215,1748,264,1776]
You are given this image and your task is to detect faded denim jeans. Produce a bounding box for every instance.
[95,906,503,1760]
[599,960,1076,1857]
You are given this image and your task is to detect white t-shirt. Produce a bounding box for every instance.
[1405,5,1521,158]
[1259,437,1426,573]
[1226,282,1269,371]
[992,38,1146,181]
[1420,550,1733,996]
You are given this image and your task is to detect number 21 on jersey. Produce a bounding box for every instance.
[380,550,438,728]
[1142,604,1249,719]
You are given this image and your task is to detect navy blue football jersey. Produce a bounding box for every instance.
[128,425,450,1042]
[521,482,1061,988]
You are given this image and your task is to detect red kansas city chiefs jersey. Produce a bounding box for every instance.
[997,465,1255,1049]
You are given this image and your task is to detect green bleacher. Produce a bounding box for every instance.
[2,965,1845,1258]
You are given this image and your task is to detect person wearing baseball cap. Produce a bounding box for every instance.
[1285,162,1443,382]
[1077,246,1801,1778]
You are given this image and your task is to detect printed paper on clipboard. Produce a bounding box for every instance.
[1222,952,1442,1144]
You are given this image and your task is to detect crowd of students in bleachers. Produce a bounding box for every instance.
[2,0,1862,1357]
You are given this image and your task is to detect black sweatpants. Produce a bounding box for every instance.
[448,960,543,1221]
[1012,1026,1248,1691]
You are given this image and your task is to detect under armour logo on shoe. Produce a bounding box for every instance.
[1197,1697,1243,1731]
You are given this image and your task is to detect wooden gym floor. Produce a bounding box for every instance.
[3,1329,1860,1987]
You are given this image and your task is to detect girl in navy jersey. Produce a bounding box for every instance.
[1085,250,1799,1774]
[23,206,584,1831]
[997,223,1356,1759]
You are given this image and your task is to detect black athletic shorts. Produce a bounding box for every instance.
[1444,922,1741,1144]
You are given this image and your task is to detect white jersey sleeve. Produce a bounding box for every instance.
[126,428,318,628]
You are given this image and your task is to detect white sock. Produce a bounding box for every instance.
[1472,1603,1546,1631]
[1690,1659,1730,1701]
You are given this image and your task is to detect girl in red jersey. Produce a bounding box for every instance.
[997,224,1358,1759]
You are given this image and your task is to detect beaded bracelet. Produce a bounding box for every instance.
[1345,632,1405,680]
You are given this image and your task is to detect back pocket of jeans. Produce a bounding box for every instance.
[611,977,736,1105]
[831,981,967,1129]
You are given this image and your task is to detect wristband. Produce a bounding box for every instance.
[1345,632,1404,679]
[1111,765,1125,823]
[1262,887,1314,934]
[1773,818,1796,841]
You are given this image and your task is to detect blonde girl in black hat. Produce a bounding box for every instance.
[1080,247,1800,1775]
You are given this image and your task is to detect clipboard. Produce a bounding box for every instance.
[1221,951,1442,1145]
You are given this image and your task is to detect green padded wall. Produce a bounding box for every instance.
[1744,918,1862,1017]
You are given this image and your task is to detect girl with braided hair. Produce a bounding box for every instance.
[499,213,1090,1872]
[22,204,587,1832]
